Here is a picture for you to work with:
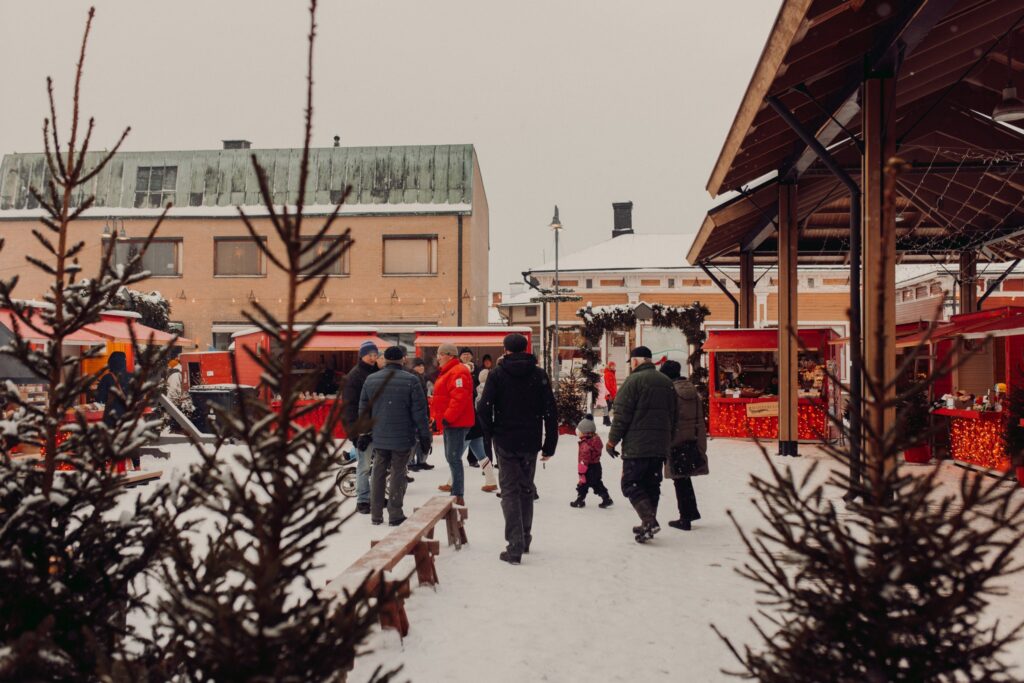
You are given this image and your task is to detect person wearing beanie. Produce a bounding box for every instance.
[607,344,677,543]
[660,360,706,531]
[359,346,432,526]
[477,332,558,565]
[431,342,476,504]
[342,340,381,514]
[570,414,613,509]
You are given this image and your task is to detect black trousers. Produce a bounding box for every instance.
[673,476,700,521]
[577,462,609,499]
[495,445,538,556]
[621,457,663,511]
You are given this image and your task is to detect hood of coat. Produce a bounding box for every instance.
[674,378,699,400]
[500,352,538,377]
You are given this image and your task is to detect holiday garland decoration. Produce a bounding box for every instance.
[575,302,710,402]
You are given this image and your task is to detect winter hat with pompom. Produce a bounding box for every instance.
[576,414,597,435]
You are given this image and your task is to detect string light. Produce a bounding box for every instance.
[709,401,827,440]
[948,413,1010,471]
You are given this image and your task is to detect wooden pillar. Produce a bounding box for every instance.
[778,182,799,456]
[739,250,756,328]
[861,75,897,481]
[960,250,978,314]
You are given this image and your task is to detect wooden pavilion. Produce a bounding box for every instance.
[686,0,1024,476]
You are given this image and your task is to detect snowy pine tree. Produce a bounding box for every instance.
[0,8,195,679]
[154,3,397,680]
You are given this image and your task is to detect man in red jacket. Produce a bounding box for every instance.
[431,342,475,504]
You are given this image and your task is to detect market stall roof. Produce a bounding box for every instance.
[414,326,533,348]
[85,312,193,347]
[0,309,106,347]
[231,325,385,351]
[896,307,1024,347]
[688,0,1024,266]
[703,327,834,352]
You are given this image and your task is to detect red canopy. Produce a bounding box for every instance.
[303,333,387,351]
[414,327,533,349]
[0,309,106,347]
[896,307,1024,347]
[703,328,831,353]
[85,314,192,347]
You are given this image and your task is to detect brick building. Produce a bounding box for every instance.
[895,263,1024,324]
[0,142,489,348]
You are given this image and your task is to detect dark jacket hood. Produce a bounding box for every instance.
[674,378,699,400]
[500,352,538,377]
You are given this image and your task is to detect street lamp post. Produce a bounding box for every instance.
[550,206,563,379]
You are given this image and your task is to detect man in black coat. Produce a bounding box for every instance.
[342,341,379,514]
[477,333,558,565]
[359,346,432,526]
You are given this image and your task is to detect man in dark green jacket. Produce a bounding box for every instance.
[607,346,677,542]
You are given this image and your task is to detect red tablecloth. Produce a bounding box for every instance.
[271,399,346,439]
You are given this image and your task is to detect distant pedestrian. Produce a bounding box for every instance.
[342,341,379,515]
[97,350,138,470]
[606,346,677,543]
[359,346,432,526]
[603,361,618,426]
[569,414,612,509]
[408,357,434,472]
[431,343,476,505]
[478,333,558,565]
[660,360,707,531]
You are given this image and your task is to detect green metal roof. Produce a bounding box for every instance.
[0,144,475,211]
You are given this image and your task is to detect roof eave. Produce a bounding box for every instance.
[705,0,814,198]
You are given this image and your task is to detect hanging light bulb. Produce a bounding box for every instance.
[994,32,1024,123]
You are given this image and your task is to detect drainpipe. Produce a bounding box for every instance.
[457,215,464,326]
[699,262,740,328]
[766,95,863,498]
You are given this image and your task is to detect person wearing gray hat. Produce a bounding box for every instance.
[570,414,613,509]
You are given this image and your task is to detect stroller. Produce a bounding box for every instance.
[335,448,358,498]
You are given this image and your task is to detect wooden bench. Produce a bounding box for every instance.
[323,495,468,637]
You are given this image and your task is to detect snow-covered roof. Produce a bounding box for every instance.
[529,233,694,273]
[497,290,537,307]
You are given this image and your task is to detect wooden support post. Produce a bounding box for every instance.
[378,578,412,637]
[960,250,978,314]
[861,75,897,486]
[777,182,799,456]
[413,539,441,587]
[445,505,468,549]
[739,250,756,328]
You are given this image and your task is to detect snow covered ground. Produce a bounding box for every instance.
[139,427,1024,681]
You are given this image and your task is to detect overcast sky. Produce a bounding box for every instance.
[0,0,781,291]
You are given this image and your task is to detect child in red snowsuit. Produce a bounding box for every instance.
[570,414,613,509]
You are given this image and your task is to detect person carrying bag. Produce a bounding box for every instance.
[660,360,707,531]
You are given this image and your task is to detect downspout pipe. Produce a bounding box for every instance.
[766,95,863,498]
[699,262,740,328]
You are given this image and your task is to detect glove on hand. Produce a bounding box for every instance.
[606,443,620,459]
[356,434,372,452]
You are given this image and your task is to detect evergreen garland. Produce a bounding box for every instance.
[575,302,710,402]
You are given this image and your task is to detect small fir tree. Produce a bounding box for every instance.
[155,3,397,680]
[0,8,195,679]
[555,373,587,429]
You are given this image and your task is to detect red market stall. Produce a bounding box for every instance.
[413,326,533,368]
[704,328,837,441]
[79,311,194,377]
[917,307,1024,481]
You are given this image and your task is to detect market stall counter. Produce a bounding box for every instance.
[704,328,837,442]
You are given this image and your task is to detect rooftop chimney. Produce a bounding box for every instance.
[333,135,341,147]
[612,201,633,238]
[491,291,503,306]
[222,139,252,150]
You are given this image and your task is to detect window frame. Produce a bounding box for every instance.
[106,237,183,278]
[213,236,268,278]
[133,165,178,208]
[382,234,439,277]
[299,235,351,277]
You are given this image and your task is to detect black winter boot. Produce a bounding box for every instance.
[599,496,614,508]
[602,414,611,426]
[569,494,586,508]
[631,498,660,543]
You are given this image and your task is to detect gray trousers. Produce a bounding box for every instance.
[495,445,538,556]
[370,447,413,523]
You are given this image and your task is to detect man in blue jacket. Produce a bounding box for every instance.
[359,346,432,526]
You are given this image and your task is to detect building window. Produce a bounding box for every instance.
[109,238,181,277]
[806,277,815,288]
[600,278,625,287]
[915,285,928,299]
[383,235,437,275]
[134,166,177,208]
[215,238,265,276]
[585,278,593,289]
[524,305,538,317]
[300,236,350,275]
[668,278,675,288]
[931,282,944,295]
[555,279,578,287]
[212,332,234,350]
[641,278,661,287]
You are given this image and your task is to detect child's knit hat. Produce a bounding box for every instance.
[576,414,597,435]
